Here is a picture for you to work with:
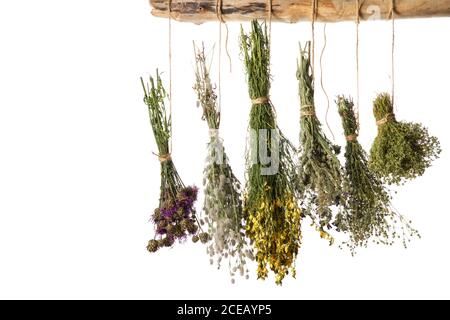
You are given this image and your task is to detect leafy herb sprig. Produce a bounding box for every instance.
[297,42,343,238]
[141,72,207,253]
[369,93,441,185]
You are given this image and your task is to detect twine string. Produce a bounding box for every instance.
[209,128,220,139]
[252,97,270,105]
[311,0,317,77]
[168,0,173,153]
[320,23,335,140]
[216,0,225,23]
[301,111,316,117]
[301,104,316,117]
[391,0,396,109]
[216,0,223,121]
[376,113,396,126]
[216,0,232,73]
[266,1,276,120]
[268,0,273,43]
[355,0,361,131]
[153,152,172,163]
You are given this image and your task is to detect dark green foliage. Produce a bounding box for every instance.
[240,21,301,211]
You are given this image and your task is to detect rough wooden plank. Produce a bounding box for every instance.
[149,0,450,23]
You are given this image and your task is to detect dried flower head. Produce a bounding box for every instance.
[141,72,207,252]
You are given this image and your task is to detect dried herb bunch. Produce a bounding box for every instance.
[193,44,253,282]
[141,72,207,253]
[297,42,343,237]
[335,96,419,253]
[369,93,441,185]
[240,21,302,285]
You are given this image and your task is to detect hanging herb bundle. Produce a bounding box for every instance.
[335,96,420,254]
[141,72,207,253]
[240,21,302,285]
[369,93,441,185]
[297,42,343,237]
[193,44,253,282]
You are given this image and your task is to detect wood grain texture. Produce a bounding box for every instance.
[149,0,450,23]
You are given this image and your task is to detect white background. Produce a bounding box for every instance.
[0,1,449,300]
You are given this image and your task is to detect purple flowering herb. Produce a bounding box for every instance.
[156,227,167,235]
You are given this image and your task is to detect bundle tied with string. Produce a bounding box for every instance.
[141,72,207,253]
[297,42,343,238]
[193,44,253,283]
[335,96,420,254]
[369,1,441,184]
[240,20,302,285]
[369,93,441,185]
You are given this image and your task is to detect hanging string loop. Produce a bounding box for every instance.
[390,0,396,107]
[355,0,361,132]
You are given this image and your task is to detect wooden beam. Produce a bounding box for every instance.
[149,0,450,23]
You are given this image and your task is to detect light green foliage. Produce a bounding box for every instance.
[369,93,441,185]
[336,96,419,254]
[297,42,343,232]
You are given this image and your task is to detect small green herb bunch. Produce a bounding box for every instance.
[369,93,441,185]
[240,20,302,285]
[141,72,207,253]
[193,44,253,283]
[297,42,343,238]
[335,96,419,254]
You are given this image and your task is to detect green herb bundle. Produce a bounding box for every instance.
[369,93,441,185]
[240,21,302,285]
[193,44,253,283]
[335,96,419,254]
[297,42,343,237]
[141,72,206,253]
